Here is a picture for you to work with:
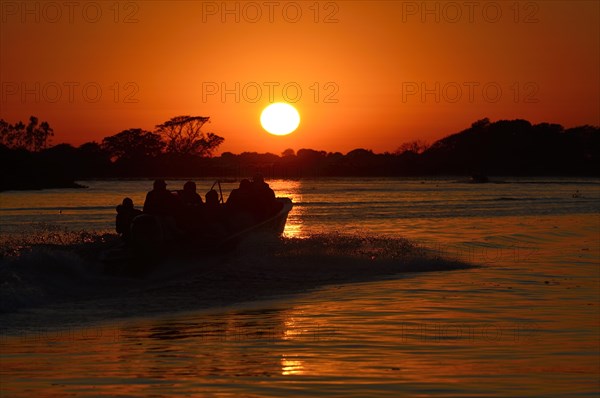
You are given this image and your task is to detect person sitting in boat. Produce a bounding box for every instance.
[251,173,280,218]
[225,179,255,230]
[116,197,143,241]
[202,189,227,237]
[143,179,178,217]
[141,179,183,240]
[180,181,203,207]
[176,181,204,231]
[205,189,221,211]
[226,179,252,211]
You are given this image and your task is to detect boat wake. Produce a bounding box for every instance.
[0,230,472,332]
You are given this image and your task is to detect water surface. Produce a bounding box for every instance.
[1,177,599,397]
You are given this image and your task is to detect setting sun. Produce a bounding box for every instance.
[260,103,300,136]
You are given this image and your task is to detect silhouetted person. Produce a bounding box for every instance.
[201,189,228,237]
[205,189,224,220]
[116,197,142,242]
[251,173,278,218]
[176,181,204,231]
[226,179,253,213]
[225,179,255,230]
[205,189,220,208]
[143,179,178,216]
[141,179,183,240]
[180,181,203,207]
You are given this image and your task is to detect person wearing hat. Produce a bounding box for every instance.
[115,197,143,242]
[143,179,178,216]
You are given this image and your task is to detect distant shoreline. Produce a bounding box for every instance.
[2,175,600,193]
[0,181,87,192]
[2,118,598,190]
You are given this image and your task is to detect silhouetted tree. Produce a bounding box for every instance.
[25,117,54,151]
[281,148,295,157]
[0,119,10,147]
[76,142,112,177]
[39,143,78,182]
[471,117,491,129]
[0,119,24,148]
[36,121,53,151]
[297,148,326,162]
[155,115,224,157]
[395,140,430,155]
[102,128,164,161]
[0,116,53,151]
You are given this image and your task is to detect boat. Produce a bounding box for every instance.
[103,197,293,276]
[469,174,489,184]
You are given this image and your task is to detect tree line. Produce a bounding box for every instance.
[0,116,598,191]
[0,115,224,189]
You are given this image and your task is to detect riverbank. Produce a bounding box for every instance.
[0,179,87,192]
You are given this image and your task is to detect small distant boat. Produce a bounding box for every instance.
[469,174,489,184]
[103,197,293,275]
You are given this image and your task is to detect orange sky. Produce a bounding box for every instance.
[1,1,598,154]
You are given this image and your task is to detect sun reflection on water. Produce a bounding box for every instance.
[270,179,305,238]
[280,356,305,376]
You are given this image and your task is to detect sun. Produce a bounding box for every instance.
[260,103,300,136]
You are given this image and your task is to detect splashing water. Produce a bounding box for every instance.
[0,228,471,332]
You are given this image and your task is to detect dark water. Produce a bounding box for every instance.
[0,178,599,396]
